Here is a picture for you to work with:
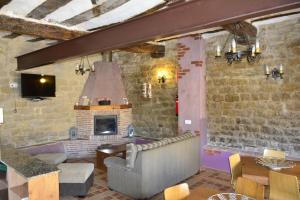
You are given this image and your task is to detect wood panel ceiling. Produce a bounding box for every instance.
[0,0,170,45]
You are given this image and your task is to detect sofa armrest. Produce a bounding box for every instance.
[104,157,128,171]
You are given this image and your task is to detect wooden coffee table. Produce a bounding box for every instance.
[96,144,126,171]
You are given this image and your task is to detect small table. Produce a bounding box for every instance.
[241,156,300,186]
[208,193,255,200]
[96,144,126,171]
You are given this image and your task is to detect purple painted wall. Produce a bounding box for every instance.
[177,36,232,173]
[81,61,127,105]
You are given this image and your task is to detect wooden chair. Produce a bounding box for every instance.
[235,177,265,200]
[263,149,285,159]
[229,153,242,189]
[164,183,190,200]
[269,171,300,200]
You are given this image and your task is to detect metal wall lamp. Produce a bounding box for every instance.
[265,64,284,79]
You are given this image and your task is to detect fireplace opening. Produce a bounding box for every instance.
[94,115,118,135]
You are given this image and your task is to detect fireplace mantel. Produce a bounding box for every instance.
[74,104,132,110]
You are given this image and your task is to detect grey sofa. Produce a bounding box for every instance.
[104,134,200,199]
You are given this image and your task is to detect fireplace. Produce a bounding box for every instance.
[94,115,118,135]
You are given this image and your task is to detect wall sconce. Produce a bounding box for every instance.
[142,83,152,98]
[157,70,168,84]
[265,64,284,79]
[158,75,166,84]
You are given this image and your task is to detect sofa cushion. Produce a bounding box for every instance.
[34,153,67,165]
[125,132,195,169]
[58,163,94,184]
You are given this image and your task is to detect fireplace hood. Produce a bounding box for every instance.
[80,61,127,105]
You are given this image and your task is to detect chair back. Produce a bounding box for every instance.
[236,177,264,200]
[164,183,190,200]
[269,171,300,200]
[229,153,242,188]
[263,149,285,159]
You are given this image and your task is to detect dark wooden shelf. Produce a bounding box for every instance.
[74,104,132,110]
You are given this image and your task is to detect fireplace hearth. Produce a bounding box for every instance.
[94,115,118,135]
[75,105,132,140]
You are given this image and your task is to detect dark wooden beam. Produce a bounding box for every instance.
[0,14,86,40]
[223,21,257,38]
[26,0,72,20]
[27,37,48,42]
[88,0,168,31]
[3,33,20,39]
[121,43,165,58]
[62,0,129,26]
[0,0,11,8]
[223,21,257,45]
[17,0,300,70]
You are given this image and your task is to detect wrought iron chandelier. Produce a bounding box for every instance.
[75,56,95,75]
[215,23,261,64]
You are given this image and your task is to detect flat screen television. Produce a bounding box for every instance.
[21,73,56,98]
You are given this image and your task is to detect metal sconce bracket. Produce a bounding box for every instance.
[266,68,284,80]
[265,65,284,80]
[158,75,166,84]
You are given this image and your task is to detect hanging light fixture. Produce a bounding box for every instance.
[75,56,95,75]
[215,23,261,64]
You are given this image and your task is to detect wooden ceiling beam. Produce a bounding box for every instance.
[0,0,11,9]
[26,0,73,20]
[62,0,129,26]
[223,21,257,38]
[17,0,300,70]
[121,43,165,58]
[0,14,86,40]
[222,21,258,45]
[3,32,21,39]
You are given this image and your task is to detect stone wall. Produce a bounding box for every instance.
[205,16,300,157]
[0,36,178,147]
[114,40,178,138]
[0,36,99,147]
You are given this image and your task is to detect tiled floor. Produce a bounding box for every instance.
[62,159,233,200]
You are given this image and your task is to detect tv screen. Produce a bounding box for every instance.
[21,73,56,98]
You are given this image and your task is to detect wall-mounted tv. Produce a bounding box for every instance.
[21,73,56,98]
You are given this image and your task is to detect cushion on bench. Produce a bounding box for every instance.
[34,153,67,165]
[57,163,94,184]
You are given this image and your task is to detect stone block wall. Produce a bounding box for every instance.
[205,16,300,157]
[0,36,99,147]
[0,36,178,147]
[114,40,178,138]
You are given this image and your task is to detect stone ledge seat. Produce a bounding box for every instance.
[58,163,94,197]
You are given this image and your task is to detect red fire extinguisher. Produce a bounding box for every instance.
[176,95,178,116]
